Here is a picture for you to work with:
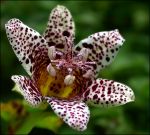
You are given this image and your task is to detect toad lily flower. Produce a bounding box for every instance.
[5,5,135,131]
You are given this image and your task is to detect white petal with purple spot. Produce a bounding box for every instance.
[82,78,134,107]
[5,18,48,76]
[75,30,125,77]
[11,75,42,106]
[43,5,75,55]
[45,97,90,131]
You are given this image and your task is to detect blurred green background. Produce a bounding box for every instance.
[0,1,149,135]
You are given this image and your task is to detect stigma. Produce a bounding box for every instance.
[47,45,95,86]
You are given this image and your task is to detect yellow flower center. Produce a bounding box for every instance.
[36,65,84,99]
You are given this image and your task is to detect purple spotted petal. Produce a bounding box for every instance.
[75,30,125,77]
[43,5,75,55]
[82,79,135,107]
[11,75,42,106]
[5,18,48,76]
[45,97,90,131]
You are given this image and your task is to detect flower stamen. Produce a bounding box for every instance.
[64,74,75,85]
[47,63,56,77]
[77,48,89,62]
[83,70,94,78]
[48,46,56,60]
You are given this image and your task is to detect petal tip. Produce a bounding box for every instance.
[56,5,66,9]
[75,124,87,131]
[123,86,135,104]
[11,75,18,82]
[129,91,135,102]
[5,18,21,27]
[5,18,22,38]
[113,29,125,45]
[11,75,23,84]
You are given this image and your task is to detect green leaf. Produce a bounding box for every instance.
[36,115,62,132]
[15,111,49,134]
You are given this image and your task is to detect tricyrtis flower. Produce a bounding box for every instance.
[5,5,135,131]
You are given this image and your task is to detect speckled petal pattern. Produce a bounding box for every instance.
[45,97,90,131]
[82,78,134,107]
[75,30,125,77]
[11,75,42,106]
[43,5,75,54]
[5,18,48,76]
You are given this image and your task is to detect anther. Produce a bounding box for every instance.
[47,63,56,77]
[78,48,89,62]
[48,46,56,60]
[83,70,94,78]
[68,68,73,74]
[64,75,75,85]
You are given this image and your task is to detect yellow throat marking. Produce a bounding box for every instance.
[37,69,74,99]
